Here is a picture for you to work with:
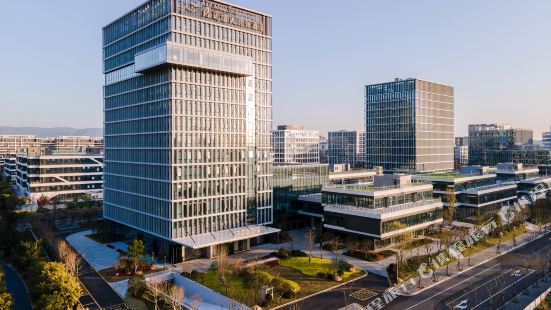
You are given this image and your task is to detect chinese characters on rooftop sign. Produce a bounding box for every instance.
[185,0,266,34]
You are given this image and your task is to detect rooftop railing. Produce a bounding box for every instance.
[325,198,442,215]
[463,181,517,194]
[323,180,431,193]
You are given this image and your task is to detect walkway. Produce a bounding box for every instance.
[66,230,119,271]
[1,263,32,310]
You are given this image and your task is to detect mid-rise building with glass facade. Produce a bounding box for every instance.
[468,124,534,166]
[365,78,454,173]
[413,171,518,220]
[272,125,320,165]
[322,174,443,249]
[103,0,277,261]
[328,130,364,169]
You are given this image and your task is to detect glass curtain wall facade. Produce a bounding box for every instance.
[365,78,454,172]
[328,131,362,168]
[103,0,273,258]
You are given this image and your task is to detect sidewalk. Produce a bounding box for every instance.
[401,225,550,296]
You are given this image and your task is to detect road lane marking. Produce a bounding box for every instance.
[454,300,468,309]
[472,270,534,309]
[405,263,501,310]
[448,267,518,305]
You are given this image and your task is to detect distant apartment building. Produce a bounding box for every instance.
[13,149,104,203]
[328,130,364,169]
[365,78,454,173]
[321,174,443,249]
[0,135,46,157]
[272,125,320,165]
[53,136,103,151]
[413,171,518,220]
[319,136,328,164]
[103,0,277,261]
[468,124,534,166]
[454,137,469,167]
[0,135,103,159]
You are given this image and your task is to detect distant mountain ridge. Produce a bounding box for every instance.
[0,127,102,137]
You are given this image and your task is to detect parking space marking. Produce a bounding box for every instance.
[350,289,378,301]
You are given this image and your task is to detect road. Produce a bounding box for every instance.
[1,263,32,310]
[288,231,551,310]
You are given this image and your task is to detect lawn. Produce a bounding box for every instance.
[186,256,364,308]
[279,257,359,278]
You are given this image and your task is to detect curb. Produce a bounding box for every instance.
[399,230,551,297]
[270,271,368,310]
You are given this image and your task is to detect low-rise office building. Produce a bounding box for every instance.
[272,125,320,165]
[322,174,443,249]
[13,150,104,204]
[413,172,518,220]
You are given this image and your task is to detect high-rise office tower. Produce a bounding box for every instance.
[365,78,454,172]
[103,0,276,261]
[272,125,320,165]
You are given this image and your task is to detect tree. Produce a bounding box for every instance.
[15,240,44,271]
[147,279,164,310]
[0,270,13,310]
[57,240,83,276]
[37,195,50,211]
[165,284,185,310]
[443,189,457,227]
[439,230,454,277]
[0,292,13,310]
[128,239,145,273]
[37,262,82,310]
[329,235,343,259]
[128,274,146,298]
[305,228,316,264]
[190,294,202,310]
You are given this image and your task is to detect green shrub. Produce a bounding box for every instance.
[271,277,300,298]
[317,272,326,278]
[326,273,335,281]
[290,249,308,257]
[336,269,344,276]
[249,270,274,286]
[128,274,146,298]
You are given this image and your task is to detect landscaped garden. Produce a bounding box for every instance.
[183,248,363,308]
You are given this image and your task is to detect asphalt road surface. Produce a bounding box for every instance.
[287,231,551,310]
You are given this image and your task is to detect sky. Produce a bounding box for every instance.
[0,0,550,138]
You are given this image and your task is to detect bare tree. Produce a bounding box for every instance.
[305,228,316,264]
[443,189,457,228]
[147,279,164,310]
[165,284,185,310]
[329,235,343,259]
[57,240,83,276]
[190,294,202,310]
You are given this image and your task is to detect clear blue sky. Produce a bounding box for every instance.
[1,0,550,138]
